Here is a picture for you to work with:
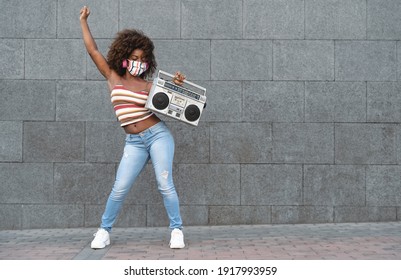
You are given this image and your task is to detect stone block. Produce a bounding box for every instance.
[86,39,113,80]
[0,163,53,203]
[241,164,302,205]
[305,82,366,122]
[244,0,304,39]
[0,0,56,38]
[211,40,272,81]
[23,122,85,162]
[273,40,334,80]
[25,39,86,80]
[0,40,24,79]
[399,42,401,81]
[54,163,116,204]
[58,0,118,38]
[334,207,397,223]
[176,164,240,205]
[243,81,304,122]
[56,81,115,121]
[366,166,401,206]
[304,165,365,206]
[0,205,22,230]
[335,41,397,81]
[180,205,209,226]
[210,122,272,163]
[146,204,169,227]
[272,206,333,224]
[335,124,398,164]
[199,81,242,122]
[22,204,85,229]
[154,40,210,81]
[168,123,210,164]
[0,80,56,121]
[85,122,126,163]
[120,0,180,39]
[114,204,147,228]
[0,122,22,162]
[367,82,401,122]
[181,0,242,39]
[273,123,334,163]
[367,0,401,39]
[209,206,272,225]
[305,0,366,39]
[84,205,105,227]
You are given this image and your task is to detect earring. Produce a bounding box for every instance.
[122,59,128,68]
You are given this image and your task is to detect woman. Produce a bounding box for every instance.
[80,6,185,249]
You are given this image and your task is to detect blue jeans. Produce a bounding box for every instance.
[100,121,183,231]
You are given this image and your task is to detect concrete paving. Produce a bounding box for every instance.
[1,222,401,260]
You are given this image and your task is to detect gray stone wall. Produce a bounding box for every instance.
[1,0,401,230]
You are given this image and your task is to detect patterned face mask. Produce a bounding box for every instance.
[127,60,148,76]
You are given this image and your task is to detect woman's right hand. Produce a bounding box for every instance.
[80,6,90,21]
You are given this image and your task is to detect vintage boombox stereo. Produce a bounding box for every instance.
[145,70,207,126]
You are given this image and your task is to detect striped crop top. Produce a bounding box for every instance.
[110,85,154,127]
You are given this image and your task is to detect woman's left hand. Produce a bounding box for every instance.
[173,71,186,86]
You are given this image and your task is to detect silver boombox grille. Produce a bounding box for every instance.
[145,70,207,126]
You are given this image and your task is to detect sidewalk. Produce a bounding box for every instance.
[1,222,401,260]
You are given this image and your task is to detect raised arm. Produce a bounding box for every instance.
[80,6,112,79]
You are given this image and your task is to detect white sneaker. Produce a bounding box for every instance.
[169,228,185,249]
[91,228,110,249]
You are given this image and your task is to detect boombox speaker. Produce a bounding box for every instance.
[145,70,207,126]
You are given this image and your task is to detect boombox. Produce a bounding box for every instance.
[145,70,207,126]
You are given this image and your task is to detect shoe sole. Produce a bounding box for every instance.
[170,243,185,249]
[91,240,110,249]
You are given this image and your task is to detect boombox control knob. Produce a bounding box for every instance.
[184,104,200,122]
[152,92,169,110]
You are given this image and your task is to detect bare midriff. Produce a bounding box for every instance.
[122,114,161,134]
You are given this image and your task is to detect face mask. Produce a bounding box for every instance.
[127,60,148,77]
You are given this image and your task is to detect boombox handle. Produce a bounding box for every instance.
[157,70,207,95]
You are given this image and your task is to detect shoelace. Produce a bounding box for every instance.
[93,229,105,237]
[171,231,183,243]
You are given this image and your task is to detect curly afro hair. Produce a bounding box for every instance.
[107,29,157,79]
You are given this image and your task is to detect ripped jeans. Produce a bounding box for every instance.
[100,121,183,231]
